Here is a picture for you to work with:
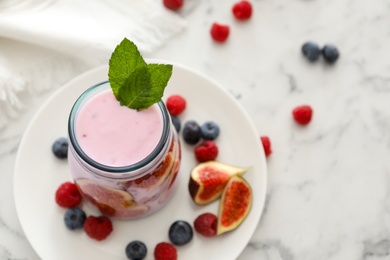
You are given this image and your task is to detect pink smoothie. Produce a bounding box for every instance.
[74,89,164,167]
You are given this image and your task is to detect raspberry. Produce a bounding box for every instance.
[163,0,183,11]
[210,23,230,43]
[193,212,217,237]
[292,105,313,125]
[194,141,218,162]
[83,216,113,241]
[55,182,82,208]
[260,136,272,157]
[232,1,253,20]
[154,242,177,260]
[166,95,186,116]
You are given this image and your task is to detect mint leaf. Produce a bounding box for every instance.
[118,66,153,110]
[147,63,173,101]
[108,38,173,111]
[108,38,147,98]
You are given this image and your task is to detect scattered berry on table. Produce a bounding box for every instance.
[64,207,86,230]
[194,141,219,162]
[166,95,186,116]
[83,215,113,241]
[301,41,321,62]
[232,0,253,20]
[55,182,82,208]
[154,242,177,260]
[171,116,181,133]
[125,240,147,260]
[182,120,201,145]
[200,121,220,140]
[52,137,68,159]
[260,136,272,157]
[193,212,218,237]
[292,105,313,125]
[210,23,230,43]
[168,220,194,246]
[322,44,339,63]
[163,0,183,11]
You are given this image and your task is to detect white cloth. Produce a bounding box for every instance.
[0,0,188,129]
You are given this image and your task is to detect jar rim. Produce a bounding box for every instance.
[68,80,171,175]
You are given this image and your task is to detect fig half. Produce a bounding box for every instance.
[217,175,252,235]
[76,179,149,219]
[188,161,249,205]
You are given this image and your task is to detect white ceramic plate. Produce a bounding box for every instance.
[14,63,267,260]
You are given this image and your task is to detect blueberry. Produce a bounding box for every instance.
[182,120,201,145]
[64,207,86,230]
[200,121,220,140]
[125,240,147,260]
[171,116,181,133]
[52,137,68,159]
[168,220,193,246]
[322,44,339,63]
[301,41,321,62]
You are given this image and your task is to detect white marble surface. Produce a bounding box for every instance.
[1,0,390,259]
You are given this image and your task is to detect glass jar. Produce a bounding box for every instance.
[67,81,181,220]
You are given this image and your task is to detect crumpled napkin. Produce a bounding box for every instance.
[0,0,188,129]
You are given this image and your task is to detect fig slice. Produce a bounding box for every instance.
[75,178,149,219]
[120,152,175,190]
[217,175,252,235]
[188,161,249,205]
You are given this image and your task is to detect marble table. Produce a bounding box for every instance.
[2,0,390,259]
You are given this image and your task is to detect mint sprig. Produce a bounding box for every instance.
[108,38,173,111]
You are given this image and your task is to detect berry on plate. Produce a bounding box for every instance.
[64,207,86,230]
[154,242,177,260]
[182,120,201,145]
[302,41,321,62]
[210,23,230,43]
[194,140,219,162]
[125,240,147,260]
[52,137,68,159]
[168,220,193,245]
[260,136,272,157]
[292,105,313,125]
[163,0,183,11]
[83,215,113,241]
[55,182,82,208]
[200,121,220,140]
[166,95,186,116]
[232,1,253,20]
[171,116,181,133]
[322,44,339,63]
[193,212,218,237]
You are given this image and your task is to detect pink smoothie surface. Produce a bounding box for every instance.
[74,89,164,167]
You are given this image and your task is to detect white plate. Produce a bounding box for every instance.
[14,63,267,260]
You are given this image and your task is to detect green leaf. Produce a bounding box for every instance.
[108,38,173,111]
[108,38,147,98]
[147,63,173,102]
[118,66,152,110]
